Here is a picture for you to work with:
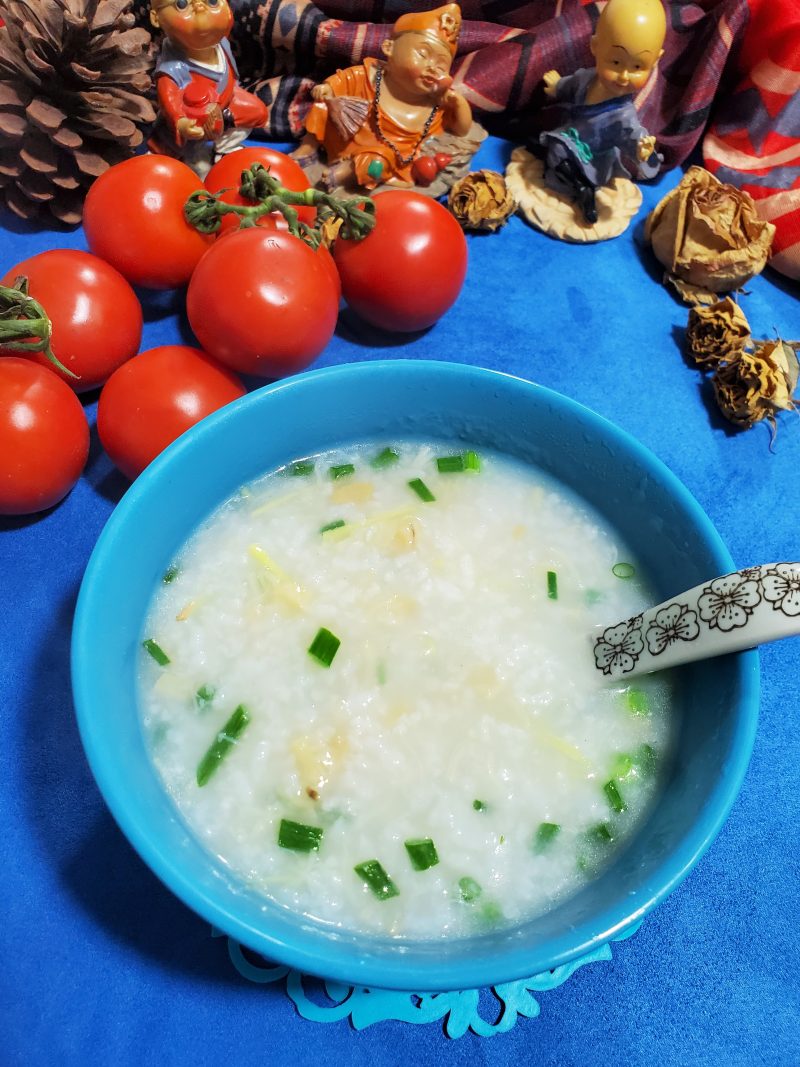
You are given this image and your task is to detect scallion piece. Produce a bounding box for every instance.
[371,447,400,469]
[626,688,649,715]
[376,661,387,685]
[278,819,323,852]
[289,460,315,477]
[404,838,439,871]
[603,779,626,813]
[162,565,179,584]
[320,519,346,534]
[436,454,465,473]
[196,704,250,787]
[195,684,216,711]
[308,627,341,667]
[143,638,170,666]
[588,822,615,845]
[534,821,561,852]
[547,570,558,600]
[612,753,635,781]
[408,477,435,502]
[635,742,657,777]
[355,859,399,900]
[479,901,504,925]
[458,876,482,903]
[612,562,636,579]
[329,463,355,480]
[464,450,481,472]
[472,799,487,812]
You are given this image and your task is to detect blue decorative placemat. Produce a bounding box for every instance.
[216,922,642,1037]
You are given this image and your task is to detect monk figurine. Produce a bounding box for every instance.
[296,4,485,195]
[148,0,269,176]
[506,0,666,242]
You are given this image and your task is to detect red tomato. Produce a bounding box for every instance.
[0,358,89,514]
[186,228,339,377]
[333,190,468,332]
[97,345,246,480]
[82,155,213,289]
[204,146,316,234]
[0,249,142,393]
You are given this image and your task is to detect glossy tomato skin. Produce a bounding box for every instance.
[83,155,212,289]
[97,345,246,480]
[204,146,316,234]
[1,249,142,393]
[0,358,89,514]
[186,228,339,377]
[333,190,468,332]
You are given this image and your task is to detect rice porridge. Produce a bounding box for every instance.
[140,440,673,938]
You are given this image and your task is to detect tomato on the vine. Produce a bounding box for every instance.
[0,358,89,515]
[0,249,142,393]
[83,155,212,289]
[186,228,340,377]
[97,345,246,480]
[204,147,316,235]
[333,190,468,332]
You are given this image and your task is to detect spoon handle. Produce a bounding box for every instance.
[592,563,800,679]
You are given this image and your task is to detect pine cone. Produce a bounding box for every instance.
[0,0,156,224]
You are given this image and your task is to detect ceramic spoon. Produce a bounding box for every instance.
[592,563,800,680]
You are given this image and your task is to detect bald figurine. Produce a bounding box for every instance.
[537,0,666,223]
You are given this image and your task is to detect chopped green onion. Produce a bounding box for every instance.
[612,562,636,579]
[354,859,399,900]
[162,565,179,584]
[143,638,170,666]
[585,589,603,605]
[603,779,626,813]
[436,454,465,473]
[611,753,635,781]
[376,661,387,685]
[458,876,482,903]
[472,799,487,812]
[626,688,649,715]
[588,822,615,845]
[195,684,216,711]
[371,447,400,469]
[320,519,346,534]
[196,704,250,787]
[635,742,657,778]
[278,819,323,852]
[547,570,558,600]
[329,463,355,480]
[404,838,439,871]
[408,478,435,502]
[464,450,481,472]
[289,460,315,477]
[308,627,341,667]
[479,901,504,925]
[534,822,561,852]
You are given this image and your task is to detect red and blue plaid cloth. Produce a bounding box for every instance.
[134,0,800,279]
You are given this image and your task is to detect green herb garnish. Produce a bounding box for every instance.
[635,742,657,777]
[196,704,250,787]
[533,821,561,852]
[329,463,355,480]
[354,859,399,900]
[195,684,216,711]
[625,688,649,715]
[464,450,481,472]
[371,447,400,469]
[479,901,504,926]
[289,460,315,477]
[436,454,465,473]
[588,822,615,845]
[408,478,435,502]
[320,519,346,534]
[612,562,636,579]
[603,779,626,813]
[404,838,439,871]
[308,627,341,667]
[278,819,323,852]
[376,661,387,685]
[547,570,558,600]
[458,876,482,903]
[162,565,179,584]
[143,638,170,666]
[472,799,487,812]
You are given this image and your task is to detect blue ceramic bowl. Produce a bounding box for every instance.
[72,360,759,991]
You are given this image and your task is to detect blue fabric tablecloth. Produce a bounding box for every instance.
[2,138,799,1066]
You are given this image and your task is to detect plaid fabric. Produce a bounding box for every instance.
[134,0,799,278]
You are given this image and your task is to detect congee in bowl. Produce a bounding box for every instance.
[72,360,758,990]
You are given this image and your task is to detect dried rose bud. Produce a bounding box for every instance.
[712,339,799,429]
[686,297,751,367]
[645,166,775,303]
[448,169,516,232]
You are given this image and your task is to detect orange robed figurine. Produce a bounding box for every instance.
[298,4,481,193]
[148,0,269,176]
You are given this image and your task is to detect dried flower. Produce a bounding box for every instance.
[645,166,775,303]
[712,339,799,429]
[686,298,751,367]
[448,170,516,232]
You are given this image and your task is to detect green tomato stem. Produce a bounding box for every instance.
[0,277,77,378]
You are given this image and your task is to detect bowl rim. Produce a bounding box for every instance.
[72,359,760,991]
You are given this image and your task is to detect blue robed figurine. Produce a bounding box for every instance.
[537,0,666,224]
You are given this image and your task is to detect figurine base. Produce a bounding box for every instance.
[506,146,642,243]
[293,122,488,200]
